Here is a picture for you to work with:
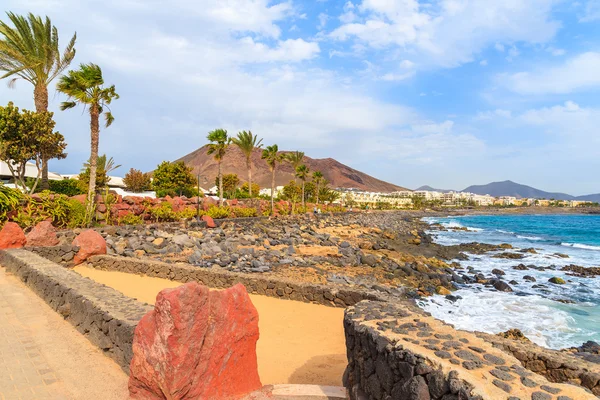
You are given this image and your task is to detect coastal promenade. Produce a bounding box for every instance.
[0,268,128,400]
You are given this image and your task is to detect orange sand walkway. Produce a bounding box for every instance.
[0,267,128,400]
[74,266,347,386]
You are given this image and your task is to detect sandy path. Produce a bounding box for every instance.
[0,267,128,400]
[74,266,347,386]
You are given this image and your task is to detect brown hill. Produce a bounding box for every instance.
[175,145,407,192]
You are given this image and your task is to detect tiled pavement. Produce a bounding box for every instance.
[0,268,128,400]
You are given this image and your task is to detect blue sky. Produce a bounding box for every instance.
[1,0,600,195]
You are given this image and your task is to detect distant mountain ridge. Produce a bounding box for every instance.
[175,145,407,192]
[462,180,600,201]
[416,180,600,201]
[415,185,454,193]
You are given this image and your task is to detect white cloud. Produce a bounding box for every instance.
[475,109,512,120]
[500,52,600,94]
[480,59,488,66]
[359,121,485,165]
[329,0,561,68]
[580,0,600,22]
[318,13,329,29]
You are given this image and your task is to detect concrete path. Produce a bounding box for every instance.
[0,267,129,400]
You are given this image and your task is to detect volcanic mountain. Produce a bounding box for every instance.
[176,145,407,192]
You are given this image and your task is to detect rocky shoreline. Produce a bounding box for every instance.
[38,210,596,361]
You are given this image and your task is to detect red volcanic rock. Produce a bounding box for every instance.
[202,196,218,210]
[129,283,261,400]
[201,215,216,228]
[71,194,87,204]
[72,230,107,265]
[26,221,59,247]
[0,222,26,249]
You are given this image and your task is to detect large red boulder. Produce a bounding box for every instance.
[129,283,261,400]
[71,230,107,265]
[71,194,87,205]
[0,222,26,249]
[202,196,218,210]
[201,214,216,228]
[26,221,59,247]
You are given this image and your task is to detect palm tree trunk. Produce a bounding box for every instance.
[316,182,320,204]
[271,168,275,214]
[87,104,100,223]
[218,160,223,206]
[247,158,252,198]
[302,181,305,208]
[34,84,51,190]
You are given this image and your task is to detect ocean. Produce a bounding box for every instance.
[419,214,600,349]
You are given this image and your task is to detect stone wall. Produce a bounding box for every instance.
[478,333,600,396]
[25,244,79,264]
[0,249,152,372]
[90,254,384,308]
[344,300,596,400]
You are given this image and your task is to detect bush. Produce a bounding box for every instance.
[206,206,231,219]
[175,207,200,220]
[118,213,144,225]
[123,168,152,192]
[153,161,197,197]
[148,202,176,222]
[0,185,22,222]
[48,179,85,196]
[66,199,87,228]
[155,187,200,198]
[232,207,257,218]
[11,192,87,228]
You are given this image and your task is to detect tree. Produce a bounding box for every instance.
[312,171,324,204]
[0,102,66,193]
[239,182,260,198]
[285,151,304,182]
[0,12,76,189]
[232,131,262,198]
[152,161,196,197]
[261,144,284,214]
[78,155,121,192]
[280,180,301,203]
[57,63,118,219]
[295,164,310,208]
[123,168,152,192]
[206,128,230,206]
[215,173,240,199]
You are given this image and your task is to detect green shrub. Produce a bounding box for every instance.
[206,206,231,219]
[155,187,200,198]
[48,179,85,196]
[175,207,201,220]
[118,213,144,225]
[12,192,87,228]
[275,203,290,216]
[66,199,88,228]
[232,207,257,218]
[148,202,176,222]
[0,185,22,222]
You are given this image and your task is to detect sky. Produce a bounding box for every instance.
[1,0,600,195]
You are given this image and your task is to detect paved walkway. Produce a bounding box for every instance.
[0,267,129,400]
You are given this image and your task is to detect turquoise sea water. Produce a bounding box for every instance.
[420,214,600,349]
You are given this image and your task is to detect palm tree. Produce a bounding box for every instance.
[206,128,230,206]
[232,131,262,198]
[0,12,76,190]
[312,171,324,204]
[261,144,284,214]
[57,63,118,219]
[295,164,310,208]
[285,151,304,182]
